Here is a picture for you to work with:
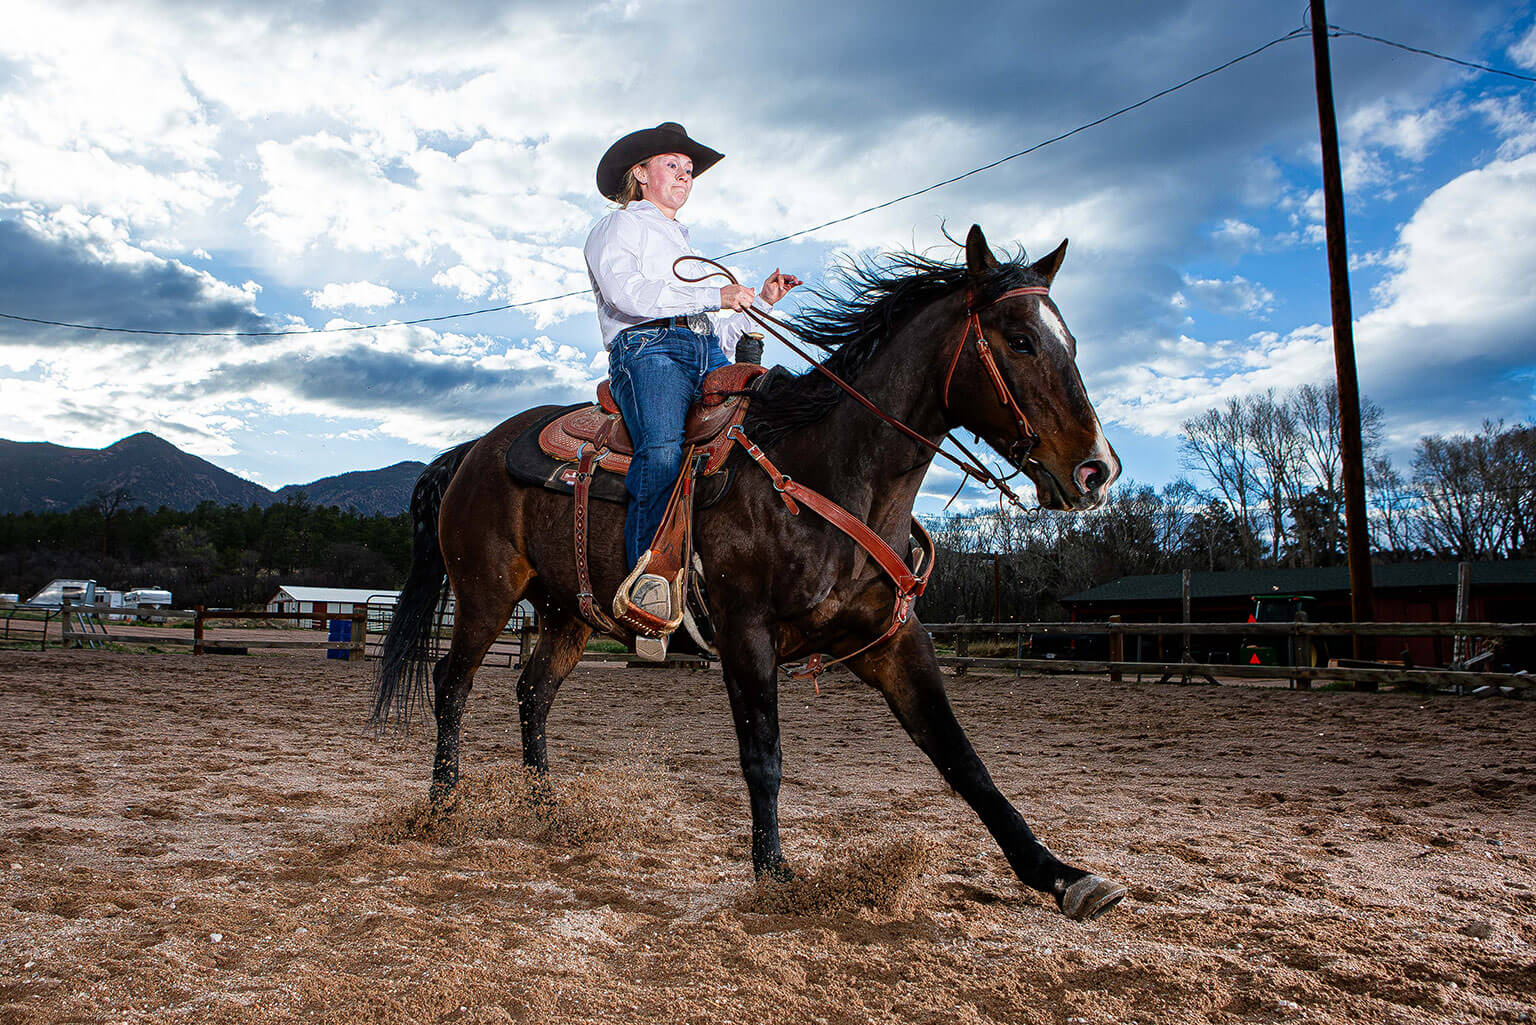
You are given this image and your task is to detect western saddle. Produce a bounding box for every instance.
[536,361,767,640]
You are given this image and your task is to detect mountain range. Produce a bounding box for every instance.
[0,432,426,516]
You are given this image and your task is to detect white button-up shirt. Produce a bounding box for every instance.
[584,200,772,361]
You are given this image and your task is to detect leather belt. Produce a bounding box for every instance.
[628,316,694,332]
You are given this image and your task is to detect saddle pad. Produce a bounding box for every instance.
[505,404,735,508]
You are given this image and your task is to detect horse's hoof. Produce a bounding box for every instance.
[756,861,794,884]
[1057,874,1126,921]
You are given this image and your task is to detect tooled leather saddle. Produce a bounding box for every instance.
[537,362,766,476]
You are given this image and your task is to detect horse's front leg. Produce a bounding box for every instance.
[850,621,1125,921]
[716,618,791,880]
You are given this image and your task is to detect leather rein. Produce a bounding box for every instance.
[671,256,1048,681]
[673,256,1046,509]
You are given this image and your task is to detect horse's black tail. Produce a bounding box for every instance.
[371,439,477,732]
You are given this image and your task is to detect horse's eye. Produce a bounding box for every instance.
[1007,332,1037,355]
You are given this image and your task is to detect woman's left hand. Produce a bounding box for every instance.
[760,268,802,305]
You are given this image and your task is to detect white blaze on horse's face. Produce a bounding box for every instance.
[1019,294,1119,509]
[1035,299,1074,354]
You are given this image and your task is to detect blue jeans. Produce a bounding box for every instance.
[607,325,729,570]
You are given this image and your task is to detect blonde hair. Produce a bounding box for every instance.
[616,164,644,207]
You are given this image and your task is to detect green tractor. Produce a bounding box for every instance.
[1241,594,1329,667]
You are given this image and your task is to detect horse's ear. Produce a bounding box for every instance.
[1030,239,1069,285]
[965,224,998,279]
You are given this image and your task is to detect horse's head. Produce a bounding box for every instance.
[945,225,1120,511]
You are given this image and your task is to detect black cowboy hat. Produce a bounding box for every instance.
[595,122,723,200]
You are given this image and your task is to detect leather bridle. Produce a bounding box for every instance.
[943,286,1048,468]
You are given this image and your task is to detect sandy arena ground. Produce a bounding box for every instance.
[1,647,1533,1024]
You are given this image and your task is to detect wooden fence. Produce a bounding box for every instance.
[55,602,368,658]
[926,619,1535,692]
[13,596,1531,692]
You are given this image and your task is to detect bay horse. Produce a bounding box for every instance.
[373,225,1126,920]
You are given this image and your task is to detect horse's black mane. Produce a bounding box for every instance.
[741,247,1042,447]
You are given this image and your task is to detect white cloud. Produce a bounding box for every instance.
[1358,150,1536,371]
[1211,218,1261,251]
[433,264,493,299]
[1508,20,1536,68]
[306,281,401,311]
[1180,274,1275,317]
[1346,100,1457,163]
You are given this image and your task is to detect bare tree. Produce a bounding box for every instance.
[1412,420,1536,558]
[1291,383,1384,563]
[1487,422,1536,557]
[1413,427,1503,557]
[1244,392,1305,564]
[1180,399,1261,566]
[1366,455,1416,555]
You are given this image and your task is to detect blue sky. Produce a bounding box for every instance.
[1,0,1533,511]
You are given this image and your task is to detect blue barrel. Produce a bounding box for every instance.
[327,618,352,659]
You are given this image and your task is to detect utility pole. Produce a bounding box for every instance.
[1309,0,1375,655]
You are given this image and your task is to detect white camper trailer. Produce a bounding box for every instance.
[124,587,173,621]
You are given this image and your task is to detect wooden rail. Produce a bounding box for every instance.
[56,602,369,659]
[925,620,1534,692]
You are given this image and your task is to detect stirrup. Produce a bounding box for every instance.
[614,554,684,636]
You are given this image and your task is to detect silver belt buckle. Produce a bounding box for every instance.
[686,313,711,336]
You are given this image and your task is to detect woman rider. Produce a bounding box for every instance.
[585,122,800,658]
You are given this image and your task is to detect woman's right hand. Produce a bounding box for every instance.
[720,284,757,311]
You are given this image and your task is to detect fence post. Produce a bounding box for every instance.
[1452,560,1471,669]
[60,599,72,649]
[1014,629,1023,680]
[1109,615,1124,684]
[194,606,205,656]
[1181,568,1192,664]
[955,621,968,676]
[351,606,367,661]
[1291,609,1310,690]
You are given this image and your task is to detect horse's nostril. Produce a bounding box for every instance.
[1075,459,1108,495]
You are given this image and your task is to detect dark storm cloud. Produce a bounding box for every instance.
[185,344,579,420]
[0,215,277,342]
[673,1,1508,161]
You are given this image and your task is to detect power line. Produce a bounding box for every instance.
[1,22,1528,340]
[1331,26,1536,84]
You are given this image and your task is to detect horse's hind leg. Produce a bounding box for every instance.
[515,607,591,780]
[850,622,1126,921]
[429,561,532,804]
